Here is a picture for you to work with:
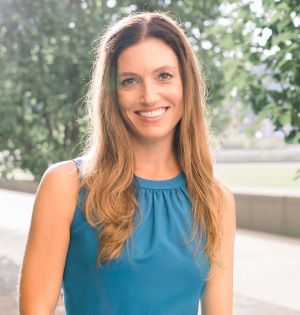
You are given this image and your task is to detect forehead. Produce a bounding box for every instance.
[117,37,179,72]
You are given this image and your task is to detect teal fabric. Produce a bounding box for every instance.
[62,157,210,315]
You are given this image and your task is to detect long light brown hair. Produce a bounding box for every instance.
[80,11,224,276]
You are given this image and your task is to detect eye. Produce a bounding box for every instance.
[159,72,174,80]
[120,78,137,87]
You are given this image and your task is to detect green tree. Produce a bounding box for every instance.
[0,0,224,180]
[213,0,300,143]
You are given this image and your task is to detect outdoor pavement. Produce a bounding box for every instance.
[1,188,299,315]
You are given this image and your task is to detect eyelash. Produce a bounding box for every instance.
[120,72,174,87]
[159,72,174,80]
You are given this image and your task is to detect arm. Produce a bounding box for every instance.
[19,160,80,315]
[201,184,236,315]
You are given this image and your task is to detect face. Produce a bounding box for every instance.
[117,37,183,144]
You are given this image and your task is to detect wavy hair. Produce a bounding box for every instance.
[80,11,224,276]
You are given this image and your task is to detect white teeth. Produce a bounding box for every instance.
[137,108,167,118]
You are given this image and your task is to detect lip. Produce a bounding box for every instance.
[135,107,169,123]
[134,106,169,114]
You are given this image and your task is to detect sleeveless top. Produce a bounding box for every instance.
[62,157,210,315]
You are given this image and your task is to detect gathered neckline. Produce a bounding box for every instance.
[133,171,186,189]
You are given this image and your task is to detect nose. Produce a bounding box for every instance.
[141,79,160,105]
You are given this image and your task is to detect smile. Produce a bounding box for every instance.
[135,107,169,118]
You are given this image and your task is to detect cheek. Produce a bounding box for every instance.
[117,93,129,111]
[170,80,183,98]
[169,85,183,105]
[117,91,138,111]
[171,86,183,117]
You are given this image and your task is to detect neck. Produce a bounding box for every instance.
[132,137,180,179]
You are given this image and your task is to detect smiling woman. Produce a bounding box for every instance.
[19,11,236,315]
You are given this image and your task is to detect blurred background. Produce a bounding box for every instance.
[0,0,299,314]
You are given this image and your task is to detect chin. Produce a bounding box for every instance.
[135,130,174,142]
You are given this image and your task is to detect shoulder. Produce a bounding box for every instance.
[219,183,235,210]
[40,159,81,200]
[34,160,81,225]
[218,182,236,230]
[40,159,81,196]
[44,159,80,179]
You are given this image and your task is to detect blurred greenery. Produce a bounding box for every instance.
[0,0,299,180]
[0,0,225,180]
[213,0,300,143]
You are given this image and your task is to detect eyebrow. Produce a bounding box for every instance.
[118,65,178,77]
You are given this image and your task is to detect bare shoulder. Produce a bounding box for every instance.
[41,159,80,191]
[43,159,80,183]
[34,159,81,225]
[219,183,236,210]
[217,182,236,229]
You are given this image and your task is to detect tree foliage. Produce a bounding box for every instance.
[0,0,225,180]
[214,0,300,143]
[1,0,299,180]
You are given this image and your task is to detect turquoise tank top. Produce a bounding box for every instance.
[62,157,210,315]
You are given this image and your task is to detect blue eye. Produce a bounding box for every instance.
[120,72,173,87]
[159,72,173,80]
[121,78,136,87]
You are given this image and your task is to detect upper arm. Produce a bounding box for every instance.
[201,184,236,315]
[19,160,80,314]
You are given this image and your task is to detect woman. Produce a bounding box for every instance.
[19,11,236,315]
